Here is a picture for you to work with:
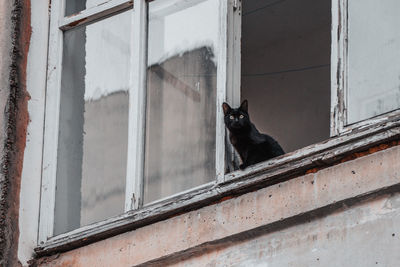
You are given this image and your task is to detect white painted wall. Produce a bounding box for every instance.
[18,0,50,265]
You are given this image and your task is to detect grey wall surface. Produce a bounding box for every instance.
[0,0,14,262]
[0,1,29,265]
[175,192,400,267]
[0,1,13,158]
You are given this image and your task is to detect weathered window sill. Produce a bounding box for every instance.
[35,118,400,257]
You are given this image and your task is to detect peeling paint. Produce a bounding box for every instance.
[304,139,400,175]
[340,140,400,163]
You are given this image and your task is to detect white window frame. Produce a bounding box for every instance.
[36,0,400,255]
[38,0,235,245]
[331,0,400,136]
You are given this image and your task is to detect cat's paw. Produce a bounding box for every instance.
[239,164,247,170]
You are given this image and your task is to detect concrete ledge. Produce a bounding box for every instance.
[36,145,400,266]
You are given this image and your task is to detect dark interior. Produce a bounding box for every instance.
[241,0,331,153]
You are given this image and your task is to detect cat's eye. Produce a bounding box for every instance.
[229,115,234,120]
[239,115,244,119]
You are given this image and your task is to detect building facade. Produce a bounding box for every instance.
[0,0,400,266]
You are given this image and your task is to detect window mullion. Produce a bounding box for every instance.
[215,0,229,183]
[330,0,347,136]
[223,0,242,173]
[38,0,65,245]
[125,0,148,211]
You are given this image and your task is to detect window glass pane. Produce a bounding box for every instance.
[347,0,400,124]
[54,10,131,235]
[65,0,109,16]
[144,0,218,204]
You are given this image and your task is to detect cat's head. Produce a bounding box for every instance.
[222,100,251,132]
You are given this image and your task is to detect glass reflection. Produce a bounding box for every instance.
[144,0,219,204]
[54,10,131,235]
[65,0,109,16]
[347,0,400,124]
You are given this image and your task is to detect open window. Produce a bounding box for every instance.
[37,0,400,254]
[240,0,331,153]
[333,0,400,133]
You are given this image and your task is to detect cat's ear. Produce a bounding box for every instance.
[240,100,248,113]
[222,102,231,115]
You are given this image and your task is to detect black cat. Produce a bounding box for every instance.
[222,100,284,170]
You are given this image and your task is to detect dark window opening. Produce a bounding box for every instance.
[241,0,331,153]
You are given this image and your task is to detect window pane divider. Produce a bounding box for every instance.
[59,0,133,31]
[215,0,229,183]
[125,0,147,211]
[224,0,242,172]
[38,0,65,245]
[331,0,347,136]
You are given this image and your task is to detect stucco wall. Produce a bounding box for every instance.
[37,145,400,266]
[0,1,17,265]
[174,192,400,267]
[0,0,14,162]
[0,0,31,266]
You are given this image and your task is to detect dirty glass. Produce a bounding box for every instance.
[54,10,131,235]
[65,0,109,16]
[347,0,400,124]
[144,0,219,204]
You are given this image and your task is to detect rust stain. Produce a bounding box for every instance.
[219,196,234,202]
[0,0,31,266]
[211,195,234,205]
[305,140,400,176]
[305,168,319,174]
[67,17,87,28]
[340,141,400,163]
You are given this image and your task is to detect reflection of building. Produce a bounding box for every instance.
[54,11,131,235]
[80,91,128,226]
[145,47,216,203]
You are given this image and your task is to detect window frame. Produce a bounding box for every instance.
[331,0,400,136]
[38,0,233,245]
[36,0,400,255]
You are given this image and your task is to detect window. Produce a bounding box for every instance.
[38,0,400,252]
[340,0,400,127]
[54,9,131,236]
[144,0,219,204]
[39,0,229,244]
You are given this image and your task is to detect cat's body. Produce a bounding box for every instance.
[223,100,284,170]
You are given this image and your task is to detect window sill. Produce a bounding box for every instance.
[35,117,400,257]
